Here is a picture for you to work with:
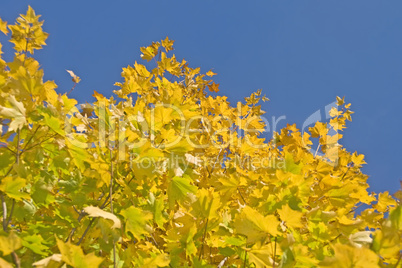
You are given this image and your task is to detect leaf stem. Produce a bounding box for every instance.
[198,218,209,260]
[243,249,247,268]
[272,237,277,268]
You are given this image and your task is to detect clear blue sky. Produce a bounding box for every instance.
[1,1,401,194]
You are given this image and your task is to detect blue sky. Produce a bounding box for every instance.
[1,1,401,194]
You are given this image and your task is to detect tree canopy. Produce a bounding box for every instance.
[0,6,400,268]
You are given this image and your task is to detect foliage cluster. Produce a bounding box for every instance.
[0,7,401,268]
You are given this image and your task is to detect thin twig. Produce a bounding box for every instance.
[243,249,247,268]
[348,203,363,214]
[11,251,20,268]
[340,166,351,181]
[272,237,277,268]
[66,192,111,243]
[22,33,30,66]
[22,133,58,154]
[67,83,77,96]
[1,145,16,155]
[76,218,96,246]
[198,219,209,260]
[314,144,321,157]
[238,188,247,205]
[66,212,86,242]
[2,166,14,181]
[72,205,80,215]
[21,126,40,152]
[15,129,20,165]
[6,199,15,227]
[110,147,116,268]
[1,194,7,231]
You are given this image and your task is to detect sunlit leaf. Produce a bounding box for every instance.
[83,206,121,229]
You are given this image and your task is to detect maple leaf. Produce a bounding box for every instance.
[140,41,160,61]
[0,18,8,35]
[0,95,27,132]
[234,206,280,243]
[32,254,62,267]
[0,232,22,256]
[208,82,219,92]
[161,36,174,52]
[56,239,103,268]
[336,96,345,106]
[168,176,197,208]
[83,206,121,229]
[320,244,379,268]
[191,188,221,220]
[374,191,397,212]
[0,177,30,201]
[66,69,81,83]
[206,70,217,77]
[278,204,304,229]
[120,207,153,241]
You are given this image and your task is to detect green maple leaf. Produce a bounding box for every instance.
[120,206,152,241]
[167,176,197,208]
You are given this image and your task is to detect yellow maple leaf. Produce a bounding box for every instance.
[320,244,379,268]
[66,70,81,83]
[56,239,103,268]
[329,107,339,117]
[336,96,345,106]
[161,36,174,52]
[351,152,366,166]
[206,70,217,77]
[374,191,397,212]
[234,206,280,243]
[140,41,160,61]
[21,6,41,24]
[0,18,8,35]
[278,204,304,229]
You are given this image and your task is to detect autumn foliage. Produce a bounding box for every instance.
[0,7,401,268]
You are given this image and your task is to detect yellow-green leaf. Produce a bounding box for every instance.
[234,206,280,243]
[168,176,197,208]
[0,96,26,132]
[56,239,103,268]
[0,177,30,201]
[83,206,121,229]
[0,231,22,256]
[120,207,152,241]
